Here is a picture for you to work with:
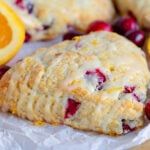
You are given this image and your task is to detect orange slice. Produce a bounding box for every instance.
[0,0,25,65]
[146,36,150,55]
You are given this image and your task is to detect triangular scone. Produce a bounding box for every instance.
[0,32,150,135]
[5,0,115,41]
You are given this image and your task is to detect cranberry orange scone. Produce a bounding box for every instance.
[0,32,150,135]
[5,0,115,41]
[114,0,150,29]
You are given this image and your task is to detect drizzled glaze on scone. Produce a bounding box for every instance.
[0,32,149,135]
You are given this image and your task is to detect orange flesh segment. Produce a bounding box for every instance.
[0,12,12,49]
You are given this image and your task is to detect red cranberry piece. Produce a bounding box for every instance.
[86,69,106,82]
[95,69,106,83]
[113,16,139,35]
[63,31,83,40]
[122,119,135,134]
[123,86,140,102]
[125,30,145,47]
[87,21,112,33]
[145,100,150,120]
[85,68,106,90]
[124,86,135,93]
[122,123,135,134]
[64,98,81,119]
[24,32,31,42]
[14,0,25,9]
[0,66,10,79]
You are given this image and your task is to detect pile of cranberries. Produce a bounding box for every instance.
[113,17,145,47]
[63,16,145,47]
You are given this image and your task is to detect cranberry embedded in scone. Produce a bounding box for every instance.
[14,0,34,14]
[123,86,140,102]
[122,123,136,134]
[0,66,10,79]
[123,86,135,93]
[64,98,81,119]
[87,21,112,33]
[85,68,106,91]
[122,119,136,134]
[14,0,25,9]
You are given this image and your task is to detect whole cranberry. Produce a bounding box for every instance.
[24,32,31,42]
[113,16,139,35]
[87,21,112,33]
[0,66,10,79]
[63,30,83,40]
[125,30,145,47]
[145,100,150,120]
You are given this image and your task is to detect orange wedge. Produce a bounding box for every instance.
[0,0,25,65]
[146,36,150,55]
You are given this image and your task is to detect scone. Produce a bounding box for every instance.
[0,32,150,135]
[5,0,115,41]
[114,0,150,29]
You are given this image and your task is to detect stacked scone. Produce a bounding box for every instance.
[0,31,149,135]
[5,0,115,41]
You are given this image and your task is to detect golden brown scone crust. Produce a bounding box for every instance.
[0,32,150,135]
[114,0,150,28]
[5,0,115,40]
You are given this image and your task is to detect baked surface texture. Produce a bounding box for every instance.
[0,32,150,135]
[114,0,150,28]
[5,0,115,41]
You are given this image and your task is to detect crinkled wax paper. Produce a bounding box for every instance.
[0,37,149,150]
